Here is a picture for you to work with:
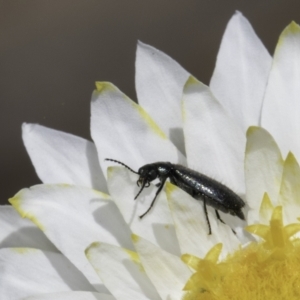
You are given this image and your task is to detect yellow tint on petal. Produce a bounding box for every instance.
[133,102,167,139]
[95,81,116,93]
[95,81,166,139]
[9,193,45,231]
[183,206,300,300]
[12,248,37,254]
[131,233,140,243]
[277,21,300,48]
[259,192,274,223]
[244,126,284,223]
[84,242,98,260]
[123,248,145,273]
[123,249,141,264]
[182,76,201,122]
[165,181,177,196]
[185,76,199,87]
[278,152,300,206]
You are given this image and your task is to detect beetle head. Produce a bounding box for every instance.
[132,164,158,200]
[104,159,157,200]
[137,165,158,186]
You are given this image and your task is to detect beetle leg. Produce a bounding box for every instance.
[139,177,167,219]
[203,198,212,235]
[215,210,236,234]
[215,210,226,224]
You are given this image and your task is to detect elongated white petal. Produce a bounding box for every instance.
[23,292,114,300]
[86,242,160,300]
[166,183,241,260]
[10,185,132,291]
[91,82,186,177]
[278,153,300,224]
[132,235,191,300]
[183,77,245,195]
[0,248,95,300]
[262,22,300,160]
[135,41,190,154]
[0,205,57,251]
[22,124,107,192]
[245,127,284,224]
[210,11,272,132]
[107,167,181,256]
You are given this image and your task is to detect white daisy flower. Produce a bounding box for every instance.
[1,11,300,300]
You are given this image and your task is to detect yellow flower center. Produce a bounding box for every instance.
[182,206,300,300]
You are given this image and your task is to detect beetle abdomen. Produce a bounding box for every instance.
[171,164,245,219]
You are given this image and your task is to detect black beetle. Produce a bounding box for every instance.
[105,159,245,234]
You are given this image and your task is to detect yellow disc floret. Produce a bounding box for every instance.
[182,206,300,300]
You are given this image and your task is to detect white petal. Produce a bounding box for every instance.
[182,77,245,195]
[210,11,272,132]
[0,248,95,300]
[0,205,57,251]
[132,235,191,300]
[107,167,181,256]
[278,153,300,224]
[22,124,107,192]
[24,292,114,300]
[135,41,190,154]
[166,183,241,260]
[10,184,132,291]
[86,242,160,300]
[262,22,300,160]
[90,82,186,178]
[245,127,284,224]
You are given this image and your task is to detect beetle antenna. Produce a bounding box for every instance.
[105,158,139,174]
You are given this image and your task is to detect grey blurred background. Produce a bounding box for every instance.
[1,1,299,204]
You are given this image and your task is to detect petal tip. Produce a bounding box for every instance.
[185,75,198,87]
[95,81,115,93]
[246,126,271,139]
[137,40,147,48]
[286,21,300,34]
[8,195,20,208]
[234,10,242,16]
[9,188,45,231]
[246,126,259,137]
[230,10,249,27]
[85,241,100,258]
[22,122,29,129]
[8,188,25,211]
[131,233,140,243]
[22,122,35,134]
[107,166,115,178]
[285,151,297,166]
[278,21,300,46]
